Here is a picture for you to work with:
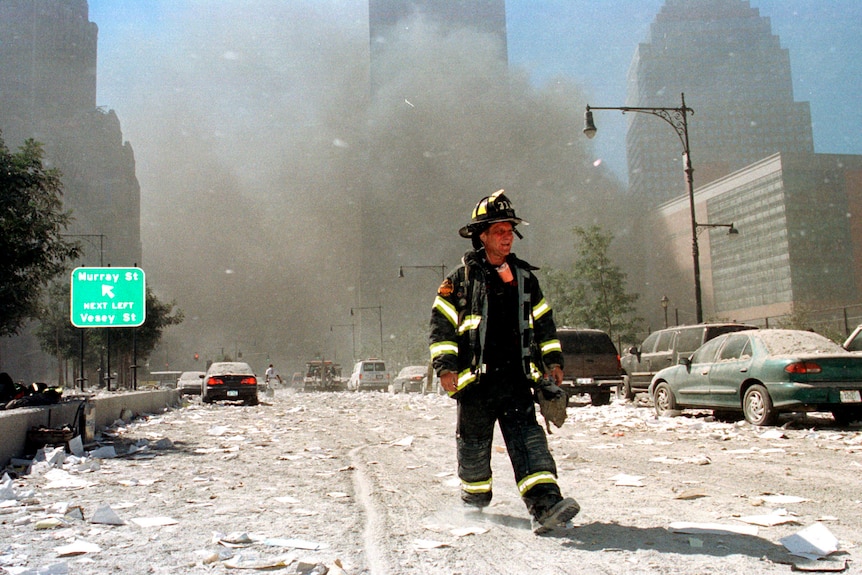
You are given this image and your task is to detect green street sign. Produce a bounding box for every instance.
[70,267,146,328]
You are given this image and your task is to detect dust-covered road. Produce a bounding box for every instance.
[2,388,861,574]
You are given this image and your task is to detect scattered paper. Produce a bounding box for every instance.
[451,526,488,537]
[223,552,297,569]
[610,473,645,487]
[68,435,84,457]
[35,517,66,530]
[391,435,414,447]
[261,538,326,550]
[215,532,255,547]
[131,516,178,527]
[43,468,95,490]
[674,489,708,500]
[780,523,839,560]
[87,445,117,459]
[16,562,70,574]
[758,494,809,505]
[737,512,799,527]
[414,539,449,549]
[789,557,848,572]
[90,504,125,525]
[55,540,102,557]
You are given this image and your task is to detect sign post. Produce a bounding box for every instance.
[70,267,146,328]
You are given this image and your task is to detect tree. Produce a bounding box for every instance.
[34,281,81,387]
[0,133,80,337]
[35,282,184,388]
[542,225,642,344]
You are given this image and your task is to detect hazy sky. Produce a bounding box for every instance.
[81,0,862,366]
[89,0,862,181]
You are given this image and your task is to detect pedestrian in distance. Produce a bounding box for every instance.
[264,364,283,387]
[429,190,580,534]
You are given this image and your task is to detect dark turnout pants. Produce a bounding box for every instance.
[455,369,563,519]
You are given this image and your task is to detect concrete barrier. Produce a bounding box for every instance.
[0,390,180,468]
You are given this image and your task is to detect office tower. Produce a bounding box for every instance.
[627,0,814,204]
[0,0,141,268]
[0,0,141,381]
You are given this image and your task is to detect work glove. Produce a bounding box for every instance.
[535,377,568,433]
[536,378,565,401]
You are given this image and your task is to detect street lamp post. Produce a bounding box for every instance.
[585,92,730,323]
[660,295,669,329]
[350,306,383,358]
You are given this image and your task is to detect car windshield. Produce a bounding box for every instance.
[207,362,254,375]
[363,362,386,372]
[690,335,726,364]
[558,331,616,354]
[758,330,845,356]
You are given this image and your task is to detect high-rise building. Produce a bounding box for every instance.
[659,152,862,325]
[0,0,141,269]
[355,0,508,355]
[0,0,141,381]
[627,0,814,204]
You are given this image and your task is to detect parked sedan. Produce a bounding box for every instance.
[649,329,862,426]
[202,362,258,405]
[390,365,435,394]
[176,371,205,396]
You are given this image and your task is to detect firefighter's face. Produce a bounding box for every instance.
[480,222,514,264]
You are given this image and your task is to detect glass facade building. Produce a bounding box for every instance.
[659,153,862,322]
[627,0,814,205]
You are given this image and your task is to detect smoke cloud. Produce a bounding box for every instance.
[107,3,626,372]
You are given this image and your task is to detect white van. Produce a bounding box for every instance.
[347,359,390,392]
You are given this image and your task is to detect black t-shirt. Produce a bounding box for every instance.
[481,262,521,369]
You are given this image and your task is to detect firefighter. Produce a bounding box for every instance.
[429,190,580,534]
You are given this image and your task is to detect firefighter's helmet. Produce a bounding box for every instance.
[458,189,528,238]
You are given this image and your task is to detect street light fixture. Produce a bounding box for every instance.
[349,306,383,358]
[398,264,447,281]
[584,92,736,323]
[696,222,738,236]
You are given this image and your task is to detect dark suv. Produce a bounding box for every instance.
[556,328,623,406]
[620,323,758,400]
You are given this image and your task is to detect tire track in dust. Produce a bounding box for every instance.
[349,443,389,575]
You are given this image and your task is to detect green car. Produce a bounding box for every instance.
[649,329,862,426]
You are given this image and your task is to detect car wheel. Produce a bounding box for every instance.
[831,407,862,427]
[590,391,611,406]
[743,384,776,426]
[246,396,259,406]
[653,382,677,416]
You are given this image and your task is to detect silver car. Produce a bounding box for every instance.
[176,371,205,396]
[390,365,436,394]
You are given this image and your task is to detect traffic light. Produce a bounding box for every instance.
[194,353,199,361]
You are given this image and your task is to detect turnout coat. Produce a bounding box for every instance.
[429,249,563,397]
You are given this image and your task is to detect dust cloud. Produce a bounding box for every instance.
[112,3,627,372]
